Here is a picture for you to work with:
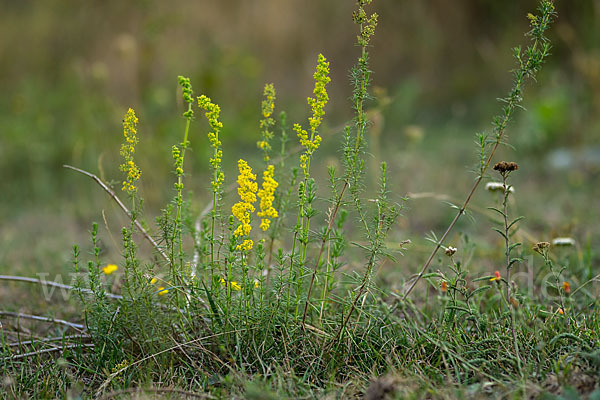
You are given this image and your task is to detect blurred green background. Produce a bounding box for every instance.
[1,0,599,281]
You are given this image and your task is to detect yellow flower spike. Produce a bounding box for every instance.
[198,95,225,192]
[232,160,258,251]
[295,54,330,176]
[102,264,118,275]
[157,287,169,296]
[257,165,279,231]
[119,108,141,195]
[257,83,276,161]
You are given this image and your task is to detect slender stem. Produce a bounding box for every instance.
[302,183,347,324]
[501,174,522,366]
[63,165,169,263]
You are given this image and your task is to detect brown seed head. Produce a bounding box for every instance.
[533,241,551,254]
[493,161,519,173]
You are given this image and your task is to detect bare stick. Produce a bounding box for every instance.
[63,164,170,264]
[3,343,94,361]
[7,334,90,347]
[0,275,122,300]
[0,311,85,331]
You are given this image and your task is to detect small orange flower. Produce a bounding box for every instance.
[440,281,447,293]
[562,281,571,295]
[557,308,564,315]
[489,270,501,282]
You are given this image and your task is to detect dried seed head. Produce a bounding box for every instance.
[445,246,457,257]
[493,161,519,173]
[533,241,551,254]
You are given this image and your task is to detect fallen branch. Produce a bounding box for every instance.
[0,275,123,300]
[7,334,90,347]
[3,343,94,361]
[0,311,85,331]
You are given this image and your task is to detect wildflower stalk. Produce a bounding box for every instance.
[287,54,330,321]
[265,112,291,269]
[173,77,194,280]
[490,161,523,366]
[302,0,377,325]
[402,0,556,301]
[198,94,226,285]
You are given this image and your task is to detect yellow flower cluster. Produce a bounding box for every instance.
[308,54,331,134]
[257,165,279,231]
[198,95,225,191]
[295,54,330,173]
[295,125,323,171]
[232,159,257,251]
[119,108,141,194]
[257,83,276,161]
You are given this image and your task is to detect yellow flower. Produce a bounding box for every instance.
[307,54,330,134]
[232,159,257,251]
[220,278,242,291]
[102,264,118,275]
[295,54,330,174]
[119,108,141,195]
[257,83,276,161]
[198,95,225,192]
[157,287,169,296]
[150,278,157,285]
[257,165,279,231]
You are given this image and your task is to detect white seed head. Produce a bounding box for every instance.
[485,182,514,193]
[552,237,576,247]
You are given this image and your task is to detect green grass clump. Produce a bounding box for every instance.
[3,0,600,398]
